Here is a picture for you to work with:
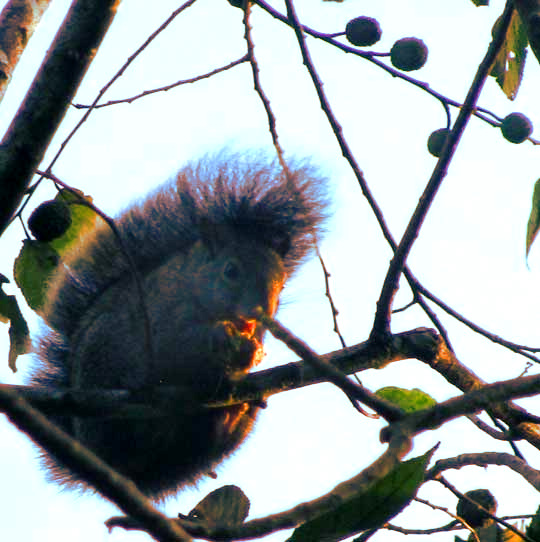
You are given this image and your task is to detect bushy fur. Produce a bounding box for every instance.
[30,152,328,500]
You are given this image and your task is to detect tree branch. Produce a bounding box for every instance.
[0,0,52,102]
[110,428,413,541]
[428,452,540,491]
[0,385,192,542]
[421,341,540,449]
[383,372,540,448]
[256,308,404,421]
[3,327,440,418]
[0,0,121,235]
[370,0,516,338]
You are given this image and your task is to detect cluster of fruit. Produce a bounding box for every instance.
[345,16,428,72]
[428,112,533,158]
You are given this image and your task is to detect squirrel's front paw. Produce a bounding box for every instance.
[211,319,263,374]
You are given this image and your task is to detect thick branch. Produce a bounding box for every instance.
[382,370,540,451]
[0,0,52,101]
[423,343,540,449]
[3,328,439,418]
[0,385,192,542]
[0,0,121,235]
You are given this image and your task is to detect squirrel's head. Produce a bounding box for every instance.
[183,236,286,324]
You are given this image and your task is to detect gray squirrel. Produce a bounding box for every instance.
[29,152,328,500]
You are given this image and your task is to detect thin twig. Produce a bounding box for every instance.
[72,56,249,109]
[316,248,378,418]
[278,0,461,362]
[252,0,540,144]
[243,2,288,172]
[36,170,155,372]
[281,0,395,257]
[417,281,540,360]
[45,0,198,173]
[438,476,532,542]
[256,308,404,421]
[467,415,516,440]
[316,246,346,348]
[414,496,479,542]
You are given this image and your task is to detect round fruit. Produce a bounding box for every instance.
[427,128,450,157]
[500,112,533,144]
[456,489,497,528]
[345,17,381,47]
[28,199,72,242]
[390,37,428,71]
[227,0,246,7]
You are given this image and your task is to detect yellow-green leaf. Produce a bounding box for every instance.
[14,240,59,312]
[490,11,528,100]
[526,179,540,259]
[49,189,101,257]
[376,386,437,413]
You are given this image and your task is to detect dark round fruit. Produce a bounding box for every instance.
[345,17,382,47]
[427,128,450,158]
[28,199,72,242]
[390,37,428,71]
[456,489,497,528]
[500,112,533,144]
[227,0,246,7]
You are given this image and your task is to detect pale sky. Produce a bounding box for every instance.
[1,1,539,541]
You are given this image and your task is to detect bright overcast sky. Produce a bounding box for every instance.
[1,1,539,541]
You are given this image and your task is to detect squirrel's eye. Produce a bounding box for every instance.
[223,261,241,282]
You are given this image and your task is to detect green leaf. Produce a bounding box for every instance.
[288,448,436,542]
[13,240,59,312]
[13,190,100,314]
[490,10,528,100]
[189,485,250,526]
[0,281,30,372]
[471,0,489,6]
[526,179,540,259]
[49,189,100,257]
[375,386,437,412]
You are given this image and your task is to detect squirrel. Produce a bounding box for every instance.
[28,152,328,500]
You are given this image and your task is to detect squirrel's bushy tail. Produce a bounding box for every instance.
[35,151,329,382]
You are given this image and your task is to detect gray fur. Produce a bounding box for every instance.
[30,152,328,499]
